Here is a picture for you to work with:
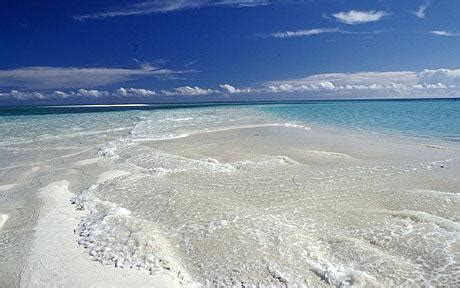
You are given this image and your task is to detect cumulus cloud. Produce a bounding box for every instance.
[268,28,339,39]
[429,30,460,37]
[2,69,460,102]
[52,91,72,98]
[0,65,189,90]
[74,0,271,21]
[76,88,109,97]
[219,84,252,94]
[116,87,157,96]
[413,1,430,18]
[0,85,222,101]
[417,69,460,86]
[263,68,460,98]
[0,90,46,100]
[0,88,110,100]
[266,71,415,91]
[117,86,216,97]
[332,10,390,25]
[161,86,216,96]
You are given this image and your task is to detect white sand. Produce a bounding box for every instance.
[20,180,181,288]
[75,157,102,167]
[96,170,130,184]
[304,150,353,159]
[0,184,16,192]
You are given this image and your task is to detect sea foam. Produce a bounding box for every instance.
[71,175,195,286]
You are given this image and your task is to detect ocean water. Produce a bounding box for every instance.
[1,100,459,287]
[255,99,460,142]
[1,99,459,141]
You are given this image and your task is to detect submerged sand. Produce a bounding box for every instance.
[0,107,459,287]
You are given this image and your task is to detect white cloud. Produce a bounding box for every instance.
[262,28,390,39]
[214,0,270,8]
[263,69,460,98]
[0,90,46,100]
[266,71,415,91]
[0,65,189,89]
[413,1,430,19]
[219,84,251,94]
[76,89,109,97]
[429,30,460,37]
[268,28,339,39]
[412,83,449,89]
[161,86,216,96]
[74,0,271,21]
[3,68,460,101]
[332,10,390,25]
[116,87,157,96]
[52,90,72,98]
[0,85,219,101]
[417,69,460,86]
[0,88,106,100]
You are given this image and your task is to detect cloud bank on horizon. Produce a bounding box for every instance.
[2,68,460,102]
[1,0,460,104]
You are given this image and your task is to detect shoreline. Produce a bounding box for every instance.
[1,97,458,110]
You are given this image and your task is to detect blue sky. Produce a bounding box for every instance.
[1,0,460,105]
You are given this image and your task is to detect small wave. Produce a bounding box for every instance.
[71,174,195,286]
[305,150,353,159]
[385,210,460,231]
[122,147,236,174]
[232,156,300,169]
[98,142,118,158]
[0,214,9,229]
[0,184,16,192]
[283,123,311,130]
[410,189,459,197]
[129,119,311,143]
[131,133,191,142]
[277,155,300,165]
[199,158,236,172]
[308,259,379,288]
[169,117,194,122]
[358,211,459,286]
[308,260,354,287]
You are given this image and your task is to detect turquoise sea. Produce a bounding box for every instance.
[256,99,460,142]
[0,99,459,142]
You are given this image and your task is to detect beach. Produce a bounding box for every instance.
[0,102,459,287]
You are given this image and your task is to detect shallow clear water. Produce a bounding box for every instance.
[1,99,459,142]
